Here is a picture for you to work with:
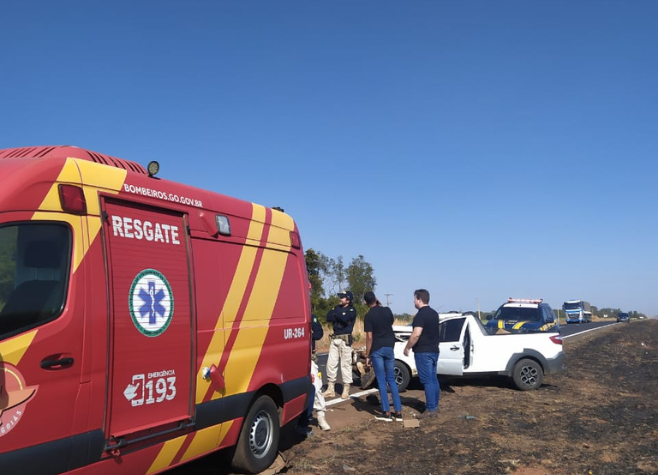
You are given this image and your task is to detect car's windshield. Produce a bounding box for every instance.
[495,306,540,322]
[563,302,582,310]
[0,223,71,338]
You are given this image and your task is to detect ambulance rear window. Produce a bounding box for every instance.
[0,223,71,338]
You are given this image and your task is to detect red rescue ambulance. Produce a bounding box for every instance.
[0,146,312,474]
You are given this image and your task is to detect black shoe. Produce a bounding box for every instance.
[392,412,403,421]
[374,411,393,422]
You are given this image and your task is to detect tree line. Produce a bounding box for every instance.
[305,248,377,323]
[304,249,650,323]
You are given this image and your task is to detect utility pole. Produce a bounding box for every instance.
[476,298,481,320]
[384,293,393,306]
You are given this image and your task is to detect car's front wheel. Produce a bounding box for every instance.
[512,358,543,391]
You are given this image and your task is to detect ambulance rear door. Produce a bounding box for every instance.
[101,198,194,450]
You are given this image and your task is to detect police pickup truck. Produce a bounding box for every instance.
[390,306,565,391]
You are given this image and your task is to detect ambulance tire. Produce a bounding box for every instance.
[512,358,543,391]
[232,395,280,474]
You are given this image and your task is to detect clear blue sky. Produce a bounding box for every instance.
[2,1,656,317]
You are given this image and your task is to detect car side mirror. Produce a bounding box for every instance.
[485,315,492,321]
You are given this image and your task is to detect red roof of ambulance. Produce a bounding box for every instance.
[0,145,147,175]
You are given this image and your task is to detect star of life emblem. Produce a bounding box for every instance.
[129,269,173,337]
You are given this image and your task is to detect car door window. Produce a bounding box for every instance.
[541,306,555,323]
[439,317,466,342]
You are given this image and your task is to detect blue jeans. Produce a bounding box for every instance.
[414,352,440,412]
[371,346,402,413]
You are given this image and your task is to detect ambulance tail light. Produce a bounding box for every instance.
[550,335,563,345]
[58,184,87,215]
[290,231,301,249]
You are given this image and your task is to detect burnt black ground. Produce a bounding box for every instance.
[280,320,657,475]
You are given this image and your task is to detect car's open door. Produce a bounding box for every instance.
[437,317,466,376]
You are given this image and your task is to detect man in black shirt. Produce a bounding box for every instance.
[364,291,403,421]
[403,289,440,419]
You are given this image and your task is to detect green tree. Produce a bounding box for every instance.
[305,248,330,313]
[331,256,345,295]
[346,255,376,305]
[304,250,377,323]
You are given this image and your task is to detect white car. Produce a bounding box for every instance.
[392,312,565,391]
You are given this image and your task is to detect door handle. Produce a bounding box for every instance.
[450,345,460,351]
[41,356,74,369]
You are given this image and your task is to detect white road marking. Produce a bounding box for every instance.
[325,388,379,407]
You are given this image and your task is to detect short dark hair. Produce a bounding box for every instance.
[414,289,430,304]
[364,291,377,306]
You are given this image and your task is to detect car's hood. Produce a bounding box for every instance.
[392,325,411,335]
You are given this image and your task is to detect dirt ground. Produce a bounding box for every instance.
[278,320,658,475]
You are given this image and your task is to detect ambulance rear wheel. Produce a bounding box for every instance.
[232,395,280,474]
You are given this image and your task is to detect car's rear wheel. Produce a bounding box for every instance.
[512,359,543,391]
[394,360,411,392]
[231,395,279,474]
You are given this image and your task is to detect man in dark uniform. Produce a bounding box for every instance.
[323,291,357,399]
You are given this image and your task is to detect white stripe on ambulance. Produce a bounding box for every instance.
[111,215,180,245]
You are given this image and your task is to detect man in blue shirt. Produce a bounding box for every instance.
[403,289,440,419]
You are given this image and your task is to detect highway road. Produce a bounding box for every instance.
[560,319,618,338]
